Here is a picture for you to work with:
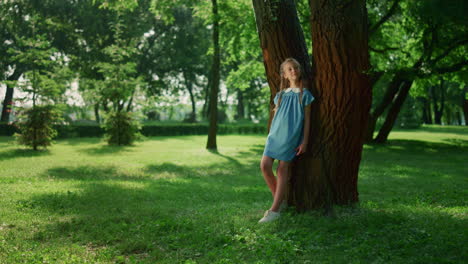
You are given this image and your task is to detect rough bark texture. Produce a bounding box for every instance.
[295,0,371,209]
[252,0,313,131]
[206,0,220,149]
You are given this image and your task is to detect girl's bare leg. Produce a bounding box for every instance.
[260,155,277,198]
[270,160,290,212]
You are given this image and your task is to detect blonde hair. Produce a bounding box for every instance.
[275,58,305,112]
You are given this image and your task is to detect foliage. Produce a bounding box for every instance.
[5,32,72,106]
[14,105,63,150]
[102,110,142,145]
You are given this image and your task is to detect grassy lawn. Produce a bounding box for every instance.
[0,124,466,263]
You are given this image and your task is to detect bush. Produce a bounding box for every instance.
[103,111,142,145]
[14,105,62,150]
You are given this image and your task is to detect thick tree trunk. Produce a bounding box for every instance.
[206,0,220,150]
[374,80,413,143]
[1,70,22,122]
[252,0,313,132]
[293,0,371,209]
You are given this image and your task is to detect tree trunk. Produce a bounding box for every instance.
[236,88,245,120]
[374,80,413,143]
[294,0,371,210]
[94,103,100,123]
[432,78,445,125]
[202,68,212,120]
[1,87,14,122]
[183,71,197,122]
[206,0,220,150]
[364,73,404,142]
[252,0,313,132]
[462,87,468,126]
[1,69,23,122]
[420,96,432,124]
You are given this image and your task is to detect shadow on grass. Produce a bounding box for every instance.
[0,148,52,161]
[45,166,148,181]
[10,136,468,262]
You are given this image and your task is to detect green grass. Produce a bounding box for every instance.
[0,125,467,263]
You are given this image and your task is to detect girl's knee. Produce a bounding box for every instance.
[260,161,272,172]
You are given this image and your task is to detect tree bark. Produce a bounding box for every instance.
[294,0,371,209]
[206,0,220,150]
[252,0,313,132]
[374,80,413,142]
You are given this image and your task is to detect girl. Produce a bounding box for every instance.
[259,58,315,223]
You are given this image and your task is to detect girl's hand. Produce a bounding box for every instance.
[295,143,307,156]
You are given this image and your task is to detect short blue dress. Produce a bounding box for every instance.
[263,88,315,162]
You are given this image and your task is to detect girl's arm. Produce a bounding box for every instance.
[296,104,312,155]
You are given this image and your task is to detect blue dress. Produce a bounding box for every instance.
[263,88,315,161]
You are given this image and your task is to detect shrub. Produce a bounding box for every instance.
[14,105,62,150]
[103,111,141,145]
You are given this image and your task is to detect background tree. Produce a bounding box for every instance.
[206,0,220,150]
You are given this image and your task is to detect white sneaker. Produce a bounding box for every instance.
[258,209,280,223]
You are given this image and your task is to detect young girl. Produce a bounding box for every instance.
[259,58,315,223]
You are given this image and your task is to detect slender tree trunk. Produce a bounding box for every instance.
[364,73,404,142]
[374,80,413,143]
[252,0,313,132]
[420,96,432,124]
[432,78,445,125]
[94,103,100,123]
[202,69,212,120]
[183,71,197,122]
[462,87,468,126]
[206,0,220,150]
[236,89,245,120]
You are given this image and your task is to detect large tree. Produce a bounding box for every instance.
[252,0,371,211]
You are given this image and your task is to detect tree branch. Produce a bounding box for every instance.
[429,38,468,66]
[369,0,401,35]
